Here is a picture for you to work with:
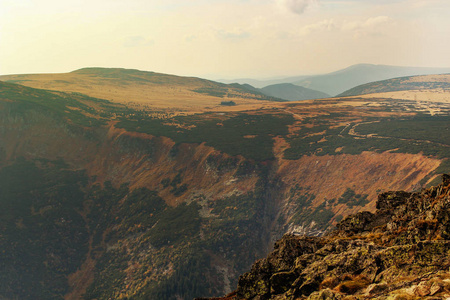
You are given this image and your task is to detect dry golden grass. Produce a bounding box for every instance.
[406,74,450,84]
[347,74,450,104]
[355,90,450,103]
[274,149,441,215]
[0,71,280,114]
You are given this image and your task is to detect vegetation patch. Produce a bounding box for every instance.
[337,188,369,208]
[117,113,294,160]
[0,81,112,128]
[146,203,201,248]
[0,158,89,300]
[193,87,227,98]
[220,100,236,106]
[284,113,450,160]
[356,115,450,148]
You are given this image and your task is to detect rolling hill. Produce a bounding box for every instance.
[338,74,450,97]
[0,68,283,112]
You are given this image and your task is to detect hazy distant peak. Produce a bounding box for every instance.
[293,64,450,95]
[260,83,330,101]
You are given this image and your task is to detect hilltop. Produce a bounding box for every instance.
[0,67,282,112]
[201,174,450,300]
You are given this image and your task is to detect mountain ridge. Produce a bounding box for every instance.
[260,83,330,101]
[219,64,450,96]
[294,64,450,96]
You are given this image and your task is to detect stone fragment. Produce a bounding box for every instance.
[402,284,418,296]
[429,282,442,296]
[415,281,431,297]
[307,288,342,300]
[364,282,388,295]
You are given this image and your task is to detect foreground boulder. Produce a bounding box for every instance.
[197,174,450,300]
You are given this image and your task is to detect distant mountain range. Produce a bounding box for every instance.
[260,83,330,101]
[219,64,450,96]
[218,75,312,89]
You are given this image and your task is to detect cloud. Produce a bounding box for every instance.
[277,0,318,15]
[298,16,391,38]
[342,16,390,30]
[123,36,155,48]
[299,19,336,36]
[342,16,391,38]
[216,28,251,40]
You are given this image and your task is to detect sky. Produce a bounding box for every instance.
[1,0,450,79]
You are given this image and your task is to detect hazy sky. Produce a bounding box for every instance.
[1,0,449,79]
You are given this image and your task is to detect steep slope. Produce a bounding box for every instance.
[260,83,330,101]
[0,68,282,111]
[294,64,450,96]
[0,81,277,299]
[202,174,450,300]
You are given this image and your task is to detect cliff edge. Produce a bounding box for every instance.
[198,174,450,300]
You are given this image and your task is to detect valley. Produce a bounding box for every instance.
[0,70,449,299]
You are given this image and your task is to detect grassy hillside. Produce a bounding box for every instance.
[0,80,124,128]
[338,74,450,97]
[0,68,284,112]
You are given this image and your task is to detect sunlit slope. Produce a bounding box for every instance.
[338,74,450,103]
[0,68,282,111]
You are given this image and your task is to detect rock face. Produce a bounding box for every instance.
[199,174,450,300]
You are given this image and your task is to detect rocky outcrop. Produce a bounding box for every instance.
[199,174,450,300]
